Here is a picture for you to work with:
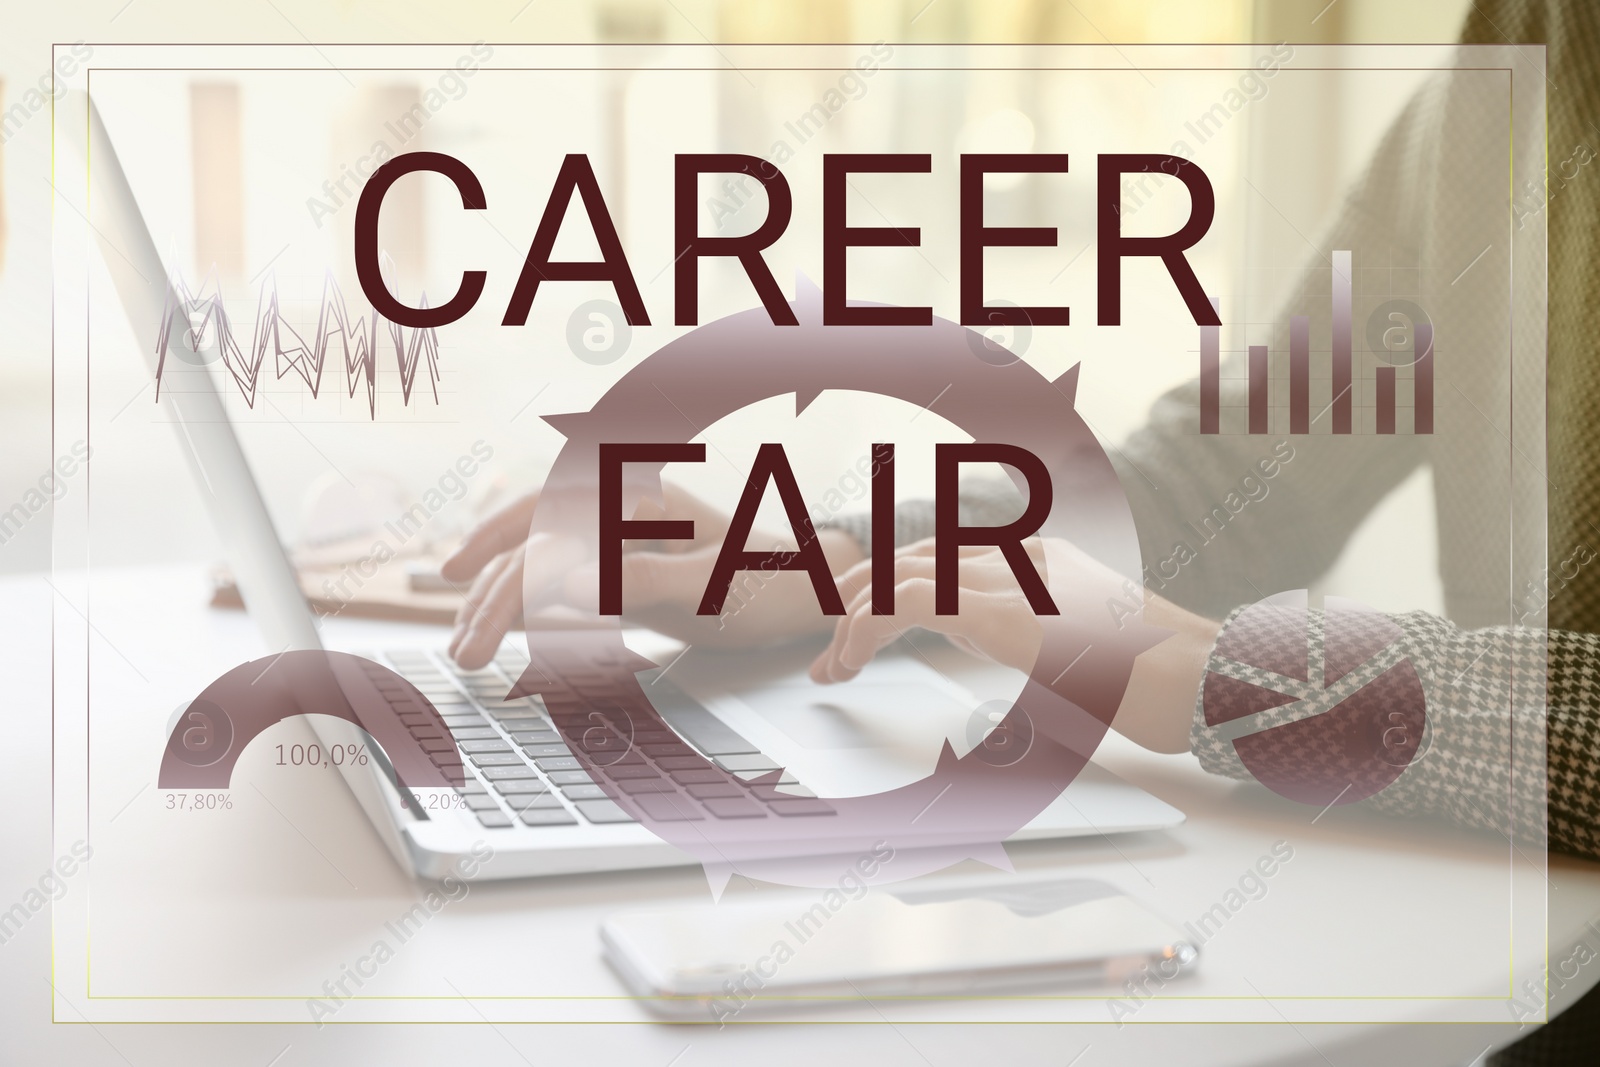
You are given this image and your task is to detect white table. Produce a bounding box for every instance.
[6,566,1596,1066]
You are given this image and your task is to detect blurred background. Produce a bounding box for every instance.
[0,0,1475,616]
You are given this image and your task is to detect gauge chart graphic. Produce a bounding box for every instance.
[1201,590,1427,805]
[154,269,442,417]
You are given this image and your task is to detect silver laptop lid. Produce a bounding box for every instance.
[70,95,427,868]
[76,94,321,656]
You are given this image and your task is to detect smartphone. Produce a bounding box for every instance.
[601,877,1196,1018]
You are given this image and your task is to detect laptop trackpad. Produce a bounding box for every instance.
[705,665,995,797]
[739,683,972,751]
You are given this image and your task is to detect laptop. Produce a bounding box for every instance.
[77,96,1183,882]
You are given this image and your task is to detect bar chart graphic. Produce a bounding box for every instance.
[1199,250,1433,435]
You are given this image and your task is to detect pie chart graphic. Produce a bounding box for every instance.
[1201,590,1427,806]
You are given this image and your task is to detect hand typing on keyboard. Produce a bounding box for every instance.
[808,537,1220,755]
[440,482,867,668]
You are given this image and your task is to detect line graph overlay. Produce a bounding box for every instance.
[155,267,441,418]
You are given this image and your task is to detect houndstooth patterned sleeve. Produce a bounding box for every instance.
[1192,609,1600,861]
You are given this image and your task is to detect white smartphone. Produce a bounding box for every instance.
[601,877,1196,1018]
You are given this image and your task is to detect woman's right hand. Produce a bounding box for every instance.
[440,483,864,667]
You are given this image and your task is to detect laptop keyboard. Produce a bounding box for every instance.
[363,644,830,830]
